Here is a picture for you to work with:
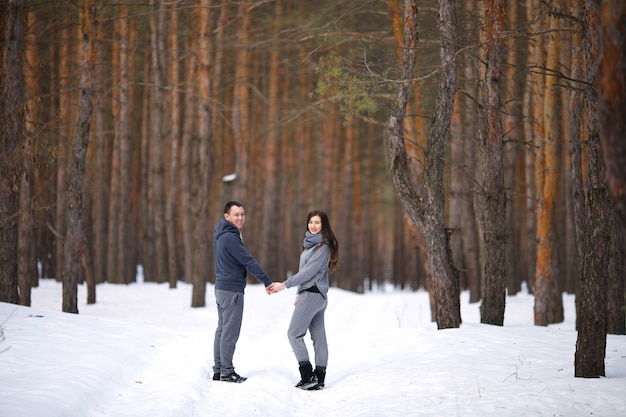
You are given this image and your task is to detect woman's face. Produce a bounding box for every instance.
[308,215,322,235]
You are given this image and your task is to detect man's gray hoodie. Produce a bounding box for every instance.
[213,218,272,293]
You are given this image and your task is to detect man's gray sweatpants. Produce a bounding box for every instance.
[213,289,244,376]
[287,291,328,367]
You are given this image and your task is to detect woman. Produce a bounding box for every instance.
[271,210,339,390]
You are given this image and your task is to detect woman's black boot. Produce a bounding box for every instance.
[295,361,317,390]
[308,367,326,390]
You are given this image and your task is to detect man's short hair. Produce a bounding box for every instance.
[224,201,244,214]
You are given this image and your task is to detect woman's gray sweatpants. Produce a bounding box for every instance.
[287,291,328,367]
[213,289,244,376]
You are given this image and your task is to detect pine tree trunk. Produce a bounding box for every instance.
[190,0,214,307]
[18,8,39,306]
[62,0,96,313]
[503,0,522,295]
[166,3,180,288]
[231,1,251,203]
[598,0,626,335]
[478,0,506,326]
[150,0,168,284]
[93,44,107,290]
[55,19,76,283]
[575,0,610,378]
[117,5,132,284]
[386,0,461,329]
[180,35,195,286]
[459,0,481,302]
[259,0,282,279]
[599,0,626,222]
[0,0,24,304]
[106,13,123,284]
[536,10,563,325]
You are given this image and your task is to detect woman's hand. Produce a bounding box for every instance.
[268,282,286,294]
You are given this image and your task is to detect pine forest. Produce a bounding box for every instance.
[1,0,625,375]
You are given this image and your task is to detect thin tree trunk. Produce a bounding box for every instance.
[570,2,585,270]
[459,0,481,303]
[62,0,96,313]
[18,8,39,306]
[166,3,180,288]
[190,0,214,307]
[523,0,541,293]
[260,0,282,279]
[55,18,76,283]
[106,12,123,284]
[150,0,168,284]
[93,23,107,290]
[503,0,521,295]
[117,5,132,284]
[140,31,156,282]
[180,35,195,286]
[479,0,507,326]
[231,1,251,203]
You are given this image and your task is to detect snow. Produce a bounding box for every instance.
[1,279,625,417]
[222,173,237,182]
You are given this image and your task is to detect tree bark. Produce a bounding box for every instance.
[62,0,96,313]
[575,0,610,378]
[534,8,560,326]
[598,0,626,336]
[231,1,251,203]
[478,0,507,326]
[259,0,282,280]
[190,0,215,307]
[18,8,39,306]
[166,3,180,288]
[0,0,24,304]
[385,0,461,329]
[599,0,626,223]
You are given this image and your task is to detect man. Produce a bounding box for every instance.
[212,201,273,383]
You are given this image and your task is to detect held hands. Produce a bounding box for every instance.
[267,281,286,294]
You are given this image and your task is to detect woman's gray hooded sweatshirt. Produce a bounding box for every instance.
[283,231,330,298]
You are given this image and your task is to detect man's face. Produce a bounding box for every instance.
[225,205,245,229]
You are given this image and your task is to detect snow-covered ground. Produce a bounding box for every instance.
[1,279,625,417]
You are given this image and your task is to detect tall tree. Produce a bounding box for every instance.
[18,8,39,306]
[575,0,611,378]
[150,0,168,284]
[385,0,461,329]
[165,2,180,288]
[599,0,626,223]
[190,0,215,307]
[0,0,24,304]
[106,6,130,284]
[478,0,507,325]
[599,0,626,336]
[534,8,562,326]
[62,0,97,313]
[259,0,282,279]
[231,1,251,203]
[55,14,79,284]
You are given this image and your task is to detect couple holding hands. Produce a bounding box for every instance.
[212,201,339,391]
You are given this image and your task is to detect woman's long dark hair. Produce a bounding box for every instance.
[306,209,339,273]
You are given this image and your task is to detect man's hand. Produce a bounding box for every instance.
[267,282,286,294]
